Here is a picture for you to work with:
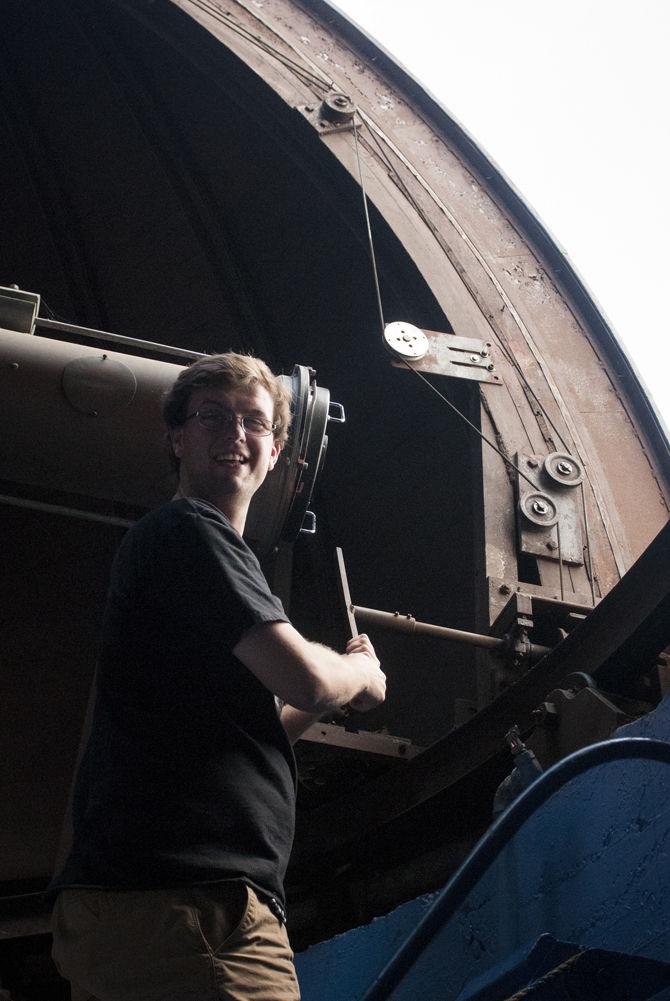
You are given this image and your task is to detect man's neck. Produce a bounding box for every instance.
[173,484,247,536]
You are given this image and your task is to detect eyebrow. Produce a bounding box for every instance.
[199,400,269,417]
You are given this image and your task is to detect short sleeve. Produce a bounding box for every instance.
[157,499,289,652]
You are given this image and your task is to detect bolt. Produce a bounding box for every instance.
[487,363,494,371]
[527,458,539,468]
[557,460,573,476]
[480,348,489,357]
[532,500,549,516]
[470,354,478,362]
[10,362,19,369]
[546,540,558,551]
[102,353,108,360]
[499,584,511,595]
[333,95,348,107]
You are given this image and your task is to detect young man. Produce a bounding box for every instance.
[50,353,385,1001]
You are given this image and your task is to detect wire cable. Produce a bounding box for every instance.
[188,0,332,92]
[350,118,554,494]
[357,114,571,457]
[353,113,386,338]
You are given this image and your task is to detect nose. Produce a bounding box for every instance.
[220,413,247,439]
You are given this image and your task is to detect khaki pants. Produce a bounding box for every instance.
[51,882,300,1001]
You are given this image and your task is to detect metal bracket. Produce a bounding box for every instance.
[296,92,361,135]
[488,591,536,672]
[0,285,40,334]
[528,681,627,764]
[515,451,585,565]
[389,325,502,385]
[299,721,422,758]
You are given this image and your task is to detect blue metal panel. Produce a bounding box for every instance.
[295,692,670,1000]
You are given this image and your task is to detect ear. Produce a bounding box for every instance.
[170,427,185,460]
[268,440,280,470]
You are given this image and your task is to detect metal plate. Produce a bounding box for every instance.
[62,355,138,415]
[390,326,502,384]
[515,453,584,565]
[296,103,361,136]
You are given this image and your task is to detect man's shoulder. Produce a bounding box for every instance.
[133,497,233,536]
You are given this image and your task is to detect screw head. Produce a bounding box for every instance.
[557,460,573,476]
[532,500,549,515]
[527,458,539,468]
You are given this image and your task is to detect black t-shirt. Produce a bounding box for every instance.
[51,498,295,907]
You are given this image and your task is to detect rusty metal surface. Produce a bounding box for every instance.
[291,518,670,867]
[181,0,670,583]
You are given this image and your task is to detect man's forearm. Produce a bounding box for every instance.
[233,622,384,714]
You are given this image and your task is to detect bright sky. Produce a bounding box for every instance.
[334,0,670,433]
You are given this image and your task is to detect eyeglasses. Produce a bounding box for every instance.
[183,408,277,437]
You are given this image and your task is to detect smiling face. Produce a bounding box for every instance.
[170,383,281,533]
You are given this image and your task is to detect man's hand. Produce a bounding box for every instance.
[344,633,386,712]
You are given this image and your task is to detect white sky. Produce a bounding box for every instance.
[334,0,670,432]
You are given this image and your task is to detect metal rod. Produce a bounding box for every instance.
[335,547,359,639]
[556,521,565,601]
[37,318,204,361]
[516,592,594,615]
[580,480,597,606]
[0,493,135,528]
[352,605,551,662]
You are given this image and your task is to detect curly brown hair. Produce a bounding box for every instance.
[163,353,292,452]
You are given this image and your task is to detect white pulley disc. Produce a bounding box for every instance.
[383,321,429,360]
